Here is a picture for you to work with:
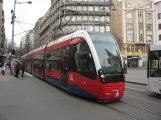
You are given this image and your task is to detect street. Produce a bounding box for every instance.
[0,68,161,120]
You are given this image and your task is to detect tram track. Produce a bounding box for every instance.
[104,99,161,120]
[120,100,161,117]
[104,103,138,120]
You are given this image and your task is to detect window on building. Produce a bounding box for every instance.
[158,13,161,19]
[146,45,149,53]
[142,46,145,53]
[127,34,133,42]
[127,12,133,19]
[95,26,99,32]
[100,26,105,33]
[89,16,93,22]
[140,22,143,30]
[159,34,161,41]
[83,6,88,11]
[147,35,152,42]
[89,6,93,11]
[159,24,161,30]
[77,6,82,11]
[71,16,76,23]
[89,25,94,31]
[140,34,143,41]
[94,16,99,22]
[83,16,88,21]
[106,26,110,33]
[127,3,131,8]
[146,24,152,31]
[77,16,82,21]
[100,16,105,22]
[139,11,142,17]
[131,45,134,52]
[135,46,138,52]
[127,45,130,52]
[127,24,133,31]
[146,13,152,19]
[94,6,99,11]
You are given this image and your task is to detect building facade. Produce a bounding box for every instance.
[20,36,25,56]
[154,0,161,44]
[29,30,34,51]
[39,8,50,47]
[33,18,42,49]
[0,0,5,65]
[24,30,34,54]
[112,0,156,67]
[50,0,112,41]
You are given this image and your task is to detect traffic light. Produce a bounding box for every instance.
[11,49,15,56]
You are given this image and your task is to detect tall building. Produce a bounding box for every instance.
[39,8,50,47]
[154,0,161,44]
[50,0,112,41]
[112,0,156,67]
[33,18,42,49]
[29,30,34,51]
[24,30,33,54]
[0,0,5,65]
[20,36,25,56]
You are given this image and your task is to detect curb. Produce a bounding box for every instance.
[125,81,147,86]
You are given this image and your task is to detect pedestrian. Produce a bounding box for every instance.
[1,65,5,75]
[21,63,25,77]
[13,62,17,77]
[15,62,20,78]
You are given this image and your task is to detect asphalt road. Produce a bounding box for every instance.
[0,69,161,120]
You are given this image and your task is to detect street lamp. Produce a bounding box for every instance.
[10,0,32,74]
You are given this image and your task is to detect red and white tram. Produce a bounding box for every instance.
[22,30,126,101]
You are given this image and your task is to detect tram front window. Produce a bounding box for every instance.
[89,33,123,75]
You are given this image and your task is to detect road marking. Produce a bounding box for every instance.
[25,72,33,77]
[126,87,146,92]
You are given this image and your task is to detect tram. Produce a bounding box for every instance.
[22,30,126,101]
[147,44,161,94]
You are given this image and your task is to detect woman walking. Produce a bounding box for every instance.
[1,65,6,75]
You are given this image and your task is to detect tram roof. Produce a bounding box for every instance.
[32,45,46,53]
[47,30,112,48]
[150,44,161,51]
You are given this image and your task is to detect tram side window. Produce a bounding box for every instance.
[45,49,62,71]
[74,41,96,80]
[150,51,161,77]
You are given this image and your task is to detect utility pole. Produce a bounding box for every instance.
[10,0,32,75]
[10,0,16,75]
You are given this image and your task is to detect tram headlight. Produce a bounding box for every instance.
[101,74,105,78]
[98,69,106,84]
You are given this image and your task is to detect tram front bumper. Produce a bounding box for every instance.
[98,85,125,100]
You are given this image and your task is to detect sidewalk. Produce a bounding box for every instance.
[125,68,147,85]
[0,68,15,82]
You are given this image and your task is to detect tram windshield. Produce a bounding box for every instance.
[89,33,123,74]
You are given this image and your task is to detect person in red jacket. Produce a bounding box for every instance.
[13,62,17,77]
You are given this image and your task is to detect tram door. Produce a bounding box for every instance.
[61,47,69,89]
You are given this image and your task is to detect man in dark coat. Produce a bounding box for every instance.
[21,63,25,77]
[16,62,20,78]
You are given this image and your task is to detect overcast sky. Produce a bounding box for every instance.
[4,0,51,47]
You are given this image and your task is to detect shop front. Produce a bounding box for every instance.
[127,56,139,68]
